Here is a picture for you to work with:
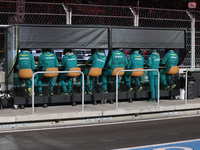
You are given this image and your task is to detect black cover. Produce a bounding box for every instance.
[18,25,108,49]
[112,27,185,48]
[188,80,196,99]
[188,71,200,97]
[18,24,186,49]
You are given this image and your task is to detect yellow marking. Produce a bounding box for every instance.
[135,55,141,57]
[45,54,53,56]
[20,54,28,56]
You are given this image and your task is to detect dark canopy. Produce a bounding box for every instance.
[18,24,186,49]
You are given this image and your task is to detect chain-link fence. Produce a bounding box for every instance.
[68,4,134,26]
[0,29,4,65]
[0,1,66,24]
[1,1,200,68]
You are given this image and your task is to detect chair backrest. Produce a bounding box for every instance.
[166,66,179,75]
[131,68,144,77]
[111,68,124,76]
[88,68,102,77]
[43,68,59,78]
[19,69,33,79]
[66,67,81,77]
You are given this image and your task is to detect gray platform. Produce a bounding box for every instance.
[0,97,200,125]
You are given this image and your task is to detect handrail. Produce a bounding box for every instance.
[32,70,84,115]
[116,69,160,109]
[185,68,200,104]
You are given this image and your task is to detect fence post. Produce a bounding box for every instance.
[186,10,195,68]
[62,2,71,25]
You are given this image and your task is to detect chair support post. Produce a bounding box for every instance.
[49,78,52,97]
[71,78,76,106]
[170,75,173,100]
[92,77,97,105]
[135,80,137,99]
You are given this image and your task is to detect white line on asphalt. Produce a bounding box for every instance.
[0,114,200,134]
[112,138,200,150]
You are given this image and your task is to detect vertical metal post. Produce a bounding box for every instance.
[69,8,72,25]
[186,10,195,69]
[157,70,160,106]
[116,73,118,109]
[135,15,138,27]
[66,8,70,25]
[136,0,139,27]
[191,16,195,68]
[62,3,68,25]
[129,7,138,27]
[4,28,8,94]
[62,3,71,25]
[13,27,15,60]
[81,72,84,111]
[185,70,188,105]
[32,73,35,114]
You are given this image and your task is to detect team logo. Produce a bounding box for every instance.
[20,54,28,56]
[45,54,53,56]
[135,55,141,57]
[171,54,177,56]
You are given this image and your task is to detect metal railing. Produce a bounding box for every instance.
[28,68,195,113]
[185,68,200,105]
[32,70,84,115]
[116,69,160,109]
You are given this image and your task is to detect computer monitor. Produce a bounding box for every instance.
[73,49,92,60]
[31,49,42,62]
[53,49,64,61]
[31,49,42,56]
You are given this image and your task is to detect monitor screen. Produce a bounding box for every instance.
[104,49,109,56]
[73,49,92,60]
[53,49,64,61]
[31,49,42,56]
[31,49,42,62]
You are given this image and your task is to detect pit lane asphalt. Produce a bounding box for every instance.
[0,115,200,150]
